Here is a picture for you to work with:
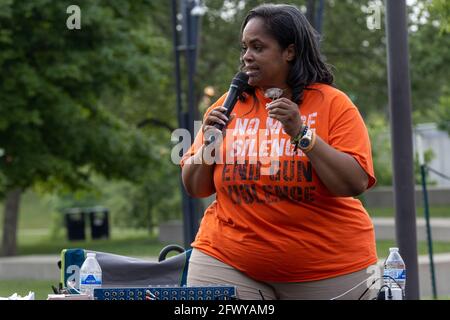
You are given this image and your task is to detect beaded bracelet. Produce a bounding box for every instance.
[290,125,308,145]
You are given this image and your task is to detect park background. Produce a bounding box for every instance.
[0,0,449,299]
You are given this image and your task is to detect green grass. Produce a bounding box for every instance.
[0,190,59,234]
[376,240,450,259]
[368,206,450,218]
[0,190,183,257]
[17,190,56,229]
[17,231,169,257]
[0,279,54,300]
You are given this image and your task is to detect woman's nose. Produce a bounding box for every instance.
[242,48,253,62]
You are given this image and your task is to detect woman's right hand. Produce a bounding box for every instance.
[182,106,232,198]
[202,106,234,145]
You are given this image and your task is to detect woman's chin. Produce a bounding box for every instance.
[247,76,260,87]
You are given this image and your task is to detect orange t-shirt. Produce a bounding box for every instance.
[180,83,378,282]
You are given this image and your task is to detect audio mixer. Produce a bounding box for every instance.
[93,285,236,300]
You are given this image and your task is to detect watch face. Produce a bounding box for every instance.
[300,138,310,148]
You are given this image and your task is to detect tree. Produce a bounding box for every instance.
[433,84,450,134]
[0,0,166,255]
[429,0,450,34]
[409,0,450,124]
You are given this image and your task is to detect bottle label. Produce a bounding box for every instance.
[81,274,102,285]
[384,268,406,282]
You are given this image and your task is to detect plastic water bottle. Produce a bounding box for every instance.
[383,247,406,299]
[79,252,102,298]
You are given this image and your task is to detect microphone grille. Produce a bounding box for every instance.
[232,72,249,88]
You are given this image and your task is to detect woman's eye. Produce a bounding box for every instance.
[240,45,263,53]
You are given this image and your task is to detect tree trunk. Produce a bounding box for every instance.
[1,188,22,256]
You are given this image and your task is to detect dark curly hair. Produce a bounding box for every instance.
[240,3,334,104]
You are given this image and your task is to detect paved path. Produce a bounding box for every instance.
[0,254,158,281]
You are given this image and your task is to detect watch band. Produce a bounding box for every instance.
[290,125,308,145]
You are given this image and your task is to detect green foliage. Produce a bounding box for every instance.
[0,279,54,300]
[434,85,450,134]
[0,1,184,248]
[414,149,437,185]
[92,159,182,230]
[0,0,163,192]
[409,2,450,124]
[320,0,388,118]
[428,0,450,34]
[366,113,392,186]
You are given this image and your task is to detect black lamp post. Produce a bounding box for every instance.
[171,0,205,248]
[306,0,325,34]
[385,0,420,299]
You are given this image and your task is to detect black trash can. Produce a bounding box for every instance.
[88,207,110,240]
[64,208,86,241]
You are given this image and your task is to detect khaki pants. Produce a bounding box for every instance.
[187,248,379,300]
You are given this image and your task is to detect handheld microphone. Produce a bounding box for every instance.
[207,72,249,145]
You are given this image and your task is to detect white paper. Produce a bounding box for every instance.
[0,291,35,300]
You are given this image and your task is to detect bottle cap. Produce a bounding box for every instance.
[389,247,399,252]
[87,252,96,258]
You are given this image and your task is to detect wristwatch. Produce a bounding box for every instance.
[299,128,315,152]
